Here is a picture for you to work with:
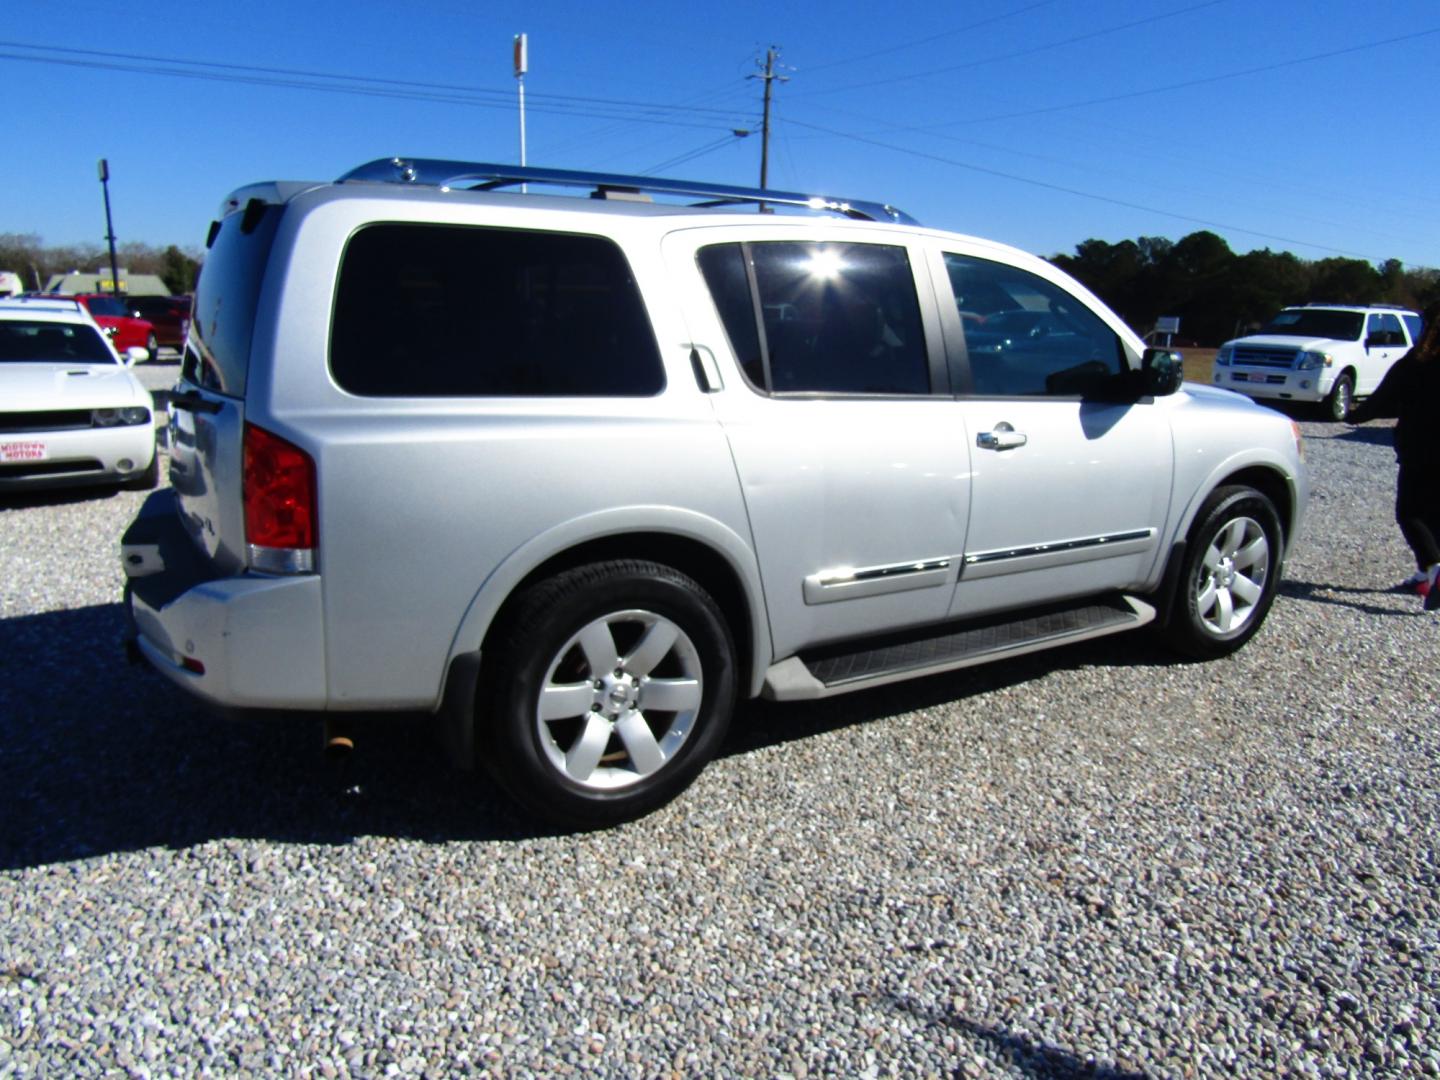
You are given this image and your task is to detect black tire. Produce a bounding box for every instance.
[124,451,160,491]
[1324,372,1354,422]
[1161,485,1283,660]
[478,560,737,828]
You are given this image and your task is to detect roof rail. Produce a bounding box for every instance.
[337,158,919,226]
[1302,301,1412,311]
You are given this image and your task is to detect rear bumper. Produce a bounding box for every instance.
[121,490,328,709]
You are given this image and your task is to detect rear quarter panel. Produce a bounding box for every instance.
[251,193,764,709]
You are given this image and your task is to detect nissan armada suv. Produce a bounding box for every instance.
[121,159,1308,826]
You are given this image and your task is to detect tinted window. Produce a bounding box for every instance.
[1402,313,1422,345]
[331,224,664,398]
[699,241,929,395]
[186,201,283,396]
[696,245,764,387]
[943,253,1123,397]
[1368,312,1404,346]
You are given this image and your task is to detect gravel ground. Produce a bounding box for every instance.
[1,408,1437,1079]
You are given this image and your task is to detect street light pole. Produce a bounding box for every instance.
[97,158,121,296]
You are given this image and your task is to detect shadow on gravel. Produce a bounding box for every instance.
[0,604,1188,868]
[1322,424,1397,449]
[0,484,126,511]
[0,604,547,871]
[1279,578,1417,618]
[885,994,1148,1078]
[723,631,1178,761]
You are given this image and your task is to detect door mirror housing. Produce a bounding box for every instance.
[1140,348,1184,397]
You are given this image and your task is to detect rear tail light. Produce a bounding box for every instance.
[243,423,316,574]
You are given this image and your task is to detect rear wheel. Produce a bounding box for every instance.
[1162,486,1282,660]
[1324,372,1354,421]
[479,560,737,828]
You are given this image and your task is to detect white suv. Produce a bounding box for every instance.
[120,159,1308,826]
[1214,303,1421,421]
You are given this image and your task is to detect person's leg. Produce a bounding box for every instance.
[1397,464,1440,608]
[1397,465,1440,567]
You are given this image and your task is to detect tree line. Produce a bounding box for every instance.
[0,233,203,296]
[1048,231,1440,346]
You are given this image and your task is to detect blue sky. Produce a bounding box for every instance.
[3,0,1437,270]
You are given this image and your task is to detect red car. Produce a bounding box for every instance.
[71,293,158,358]
[125,295,192,353]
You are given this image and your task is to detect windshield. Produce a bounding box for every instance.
[0,320,116,363]
[1259,309,1364,340]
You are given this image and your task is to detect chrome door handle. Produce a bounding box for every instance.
[977,424,1027,450]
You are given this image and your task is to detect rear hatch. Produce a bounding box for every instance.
[168,198,285,575]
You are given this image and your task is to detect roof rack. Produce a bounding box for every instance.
[1302,301,1412,311]
[337,158,918,226]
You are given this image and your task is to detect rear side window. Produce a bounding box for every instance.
[698,241,930,395]
[186,201,283,396]
[1402,313,1422,345]
[330,224,664,397]
[1367,312,1404,346]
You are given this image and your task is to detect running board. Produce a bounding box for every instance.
[762,594,1155,701]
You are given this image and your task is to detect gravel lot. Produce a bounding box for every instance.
[1,402,1437,1078]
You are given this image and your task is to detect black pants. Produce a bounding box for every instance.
[1396,462,1440,569]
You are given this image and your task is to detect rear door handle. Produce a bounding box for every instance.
[977,423,1027,450]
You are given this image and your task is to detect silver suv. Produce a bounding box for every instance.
[121,159,1308,826]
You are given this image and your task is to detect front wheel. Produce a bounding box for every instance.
[1162,486,1283,660]
[1324,372,1354,422]
[479,560,737,828]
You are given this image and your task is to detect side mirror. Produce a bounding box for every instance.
[1140,347,1184,397]
[124,346,148,366]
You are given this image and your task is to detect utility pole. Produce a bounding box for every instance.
[750,46,788,194]
[97,159,121,296]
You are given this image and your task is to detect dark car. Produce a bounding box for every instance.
[71,293,158,358]
[125,295,191,353]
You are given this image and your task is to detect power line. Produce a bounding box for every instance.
[801,0,1065,73]
[911,24,1440,129]
[788,96,1436,244]
[0,40,755,128]
[784,116,1410,263]
[791,0,1229,97]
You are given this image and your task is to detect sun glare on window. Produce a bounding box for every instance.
[806,249,846,281]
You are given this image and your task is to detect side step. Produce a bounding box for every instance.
[762,594,1155,701]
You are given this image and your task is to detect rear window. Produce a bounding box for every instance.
[184,200,283,396]
[330,223,664,397]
